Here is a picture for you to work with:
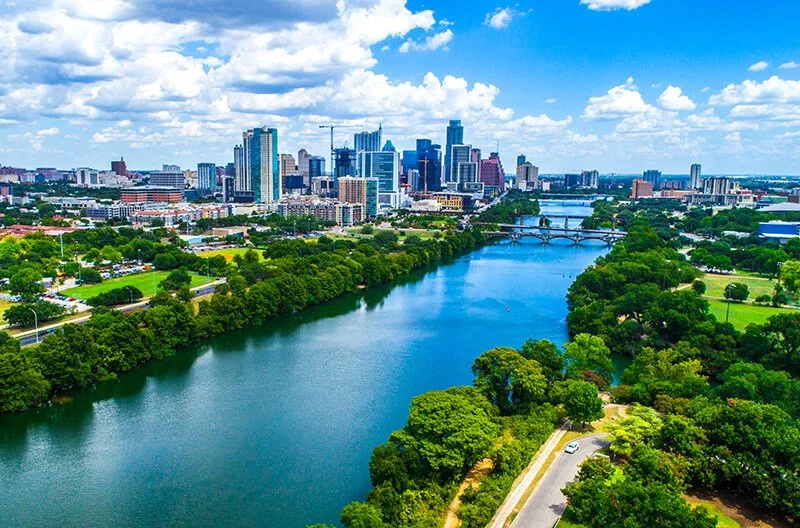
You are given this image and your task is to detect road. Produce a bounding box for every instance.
[15,280,225,347]
[511,434,609,528]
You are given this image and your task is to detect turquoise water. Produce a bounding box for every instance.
[0,208,612,528]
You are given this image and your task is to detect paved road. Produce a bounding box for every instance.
[511,434,609,528]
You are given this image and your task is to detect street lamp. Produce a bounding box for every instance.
[124,286,134,304]
[28,307,39,345]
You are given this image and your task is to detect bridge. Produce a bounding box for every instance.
[476,223,626,245]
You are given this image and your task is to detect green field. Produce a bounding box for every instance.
[198,247,262,262]
[707,299,797,330]
[61,272,216,300]
[685,498,740,528]
[701,273,777,300]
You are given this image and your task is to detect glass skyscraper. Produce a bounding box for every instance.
[643,170,662,191]
[246,127,280,203]
[197,163,217,195]
[334,148,357,183]
[354,125,382,153]
[358,151,399,194]
[415,139,442,192]
[444,120,464,184]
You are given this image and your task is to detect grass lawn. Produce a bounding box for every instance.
[701,272,777,300]
[685,498,741,528]
[61,272,215,300]
[197,247,262,262]
[707,299,797,330]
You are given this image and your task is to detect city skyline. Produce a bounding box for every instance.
[0,0,799,173]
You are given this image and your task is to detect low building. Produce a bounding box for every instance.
[277,200,364,227]
[759,222,800,243]
[122,187,183,204]
[432,192,474,212]
[631,179,654,199]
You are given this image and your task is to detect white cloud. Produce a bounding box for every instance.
[657,85,697,111]
[483,7,531,29]
[748,61,769,72]
[36,127,60,137]
[583,77,656,120]
[580,0,651,11]
[725,131,742,142]
[399,30,453,53]
[779,61,800,70]
[709,76,800,105]
[545,98,557,104]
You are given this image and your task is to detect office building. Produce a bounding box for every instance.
[581,170,599,189]
[480,152,505,191]
[162,164,181,172]
[76,168,99,187]
[444,120,464,184]
[222,176,235,202]
[297,149,310,177]
[382,140,396,152]
[471,148,482,181]
[282,175,306,192]
[111,158,127,176]
[632,179,654,199]
[121,187,183,203]
[354,126,382,153]
[564,174,581,188]
[277,200,365,227]
[245,126,280,203]
[312,176,335,197]
[643,170,662,190]
[516,163,539,191]
[334,148,357,183]
[517,155,526,167]
[309,156,326,179]
[402,150,418,174]
[338,176,379,218]
[233,144,251,201]
[415,139,442,192]
[280,154,297,177]
[432,192,474,212]
[450,144,472,184]
[690,164,703,190]
[149,170,185,189]
[197,163,217,195]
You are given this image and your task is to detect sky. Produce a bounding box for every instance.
[0,0,799,174]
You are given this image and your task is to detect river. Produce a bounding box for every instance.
[0,203,621,528]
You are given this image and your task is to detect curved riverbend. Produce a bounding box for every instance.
[0,209,612,528]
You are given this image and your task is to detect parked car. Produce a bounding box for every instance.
[565,442,579,454]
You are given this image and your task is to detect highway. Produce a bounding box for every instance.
[511,434,609,528]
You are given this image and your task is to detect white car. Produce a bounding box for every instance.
[565,442,579,454]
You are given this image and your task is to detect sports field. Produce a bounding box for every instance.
[61,272,215,300]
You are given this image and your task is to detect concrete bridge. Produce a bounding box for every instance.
[479,224,626,245]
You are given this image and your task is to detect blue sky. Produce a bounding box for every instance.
[1,0,799,174]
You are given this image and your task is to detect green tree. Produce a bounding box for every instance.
[9,269,44,299]
[472,347,547,415]
[80,267,102,284]
[159,268,192,291]
[520,339,565,382]
[176,285,194,303]
[724,282,749,302]
[340,502,386,528]
[0,350,51,412]
[99,245,123,264]
[780,259,800,293]
[564,334,614,387]
[561,380,604,427]
[4,301,67,327]
[691,280,706,295]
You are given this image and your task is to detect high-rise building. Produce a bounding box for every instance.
[149,170,185,189]
[581,170,599,189]
[564,174,581,188]
[480,153,505,191]
[358,150,400,194]
[280,154,297,177]
[450,144,472,184]
[111,158,127,176]
[338,176,379,218]
[415,139,442,192]
[517,154,526,168]
[233,144,250,200]
[632,179,654,199]
[703,177,736,195]
[471,148,482,182]
[245,127,280,203]
[297,149,311,181]
[516,163,539,190]
[334,148,357,183]
[354,126,382,153]
[444,120,464,184]
[643,170,662,190]
[382,140,396,152]
[76,168,99,187]
[309,156,326,179]
[457,162,478,186]
[222,176,235,202]
[197,163,217,195]
[690,164,703,190]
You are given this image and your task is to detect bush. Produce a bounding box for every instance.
[80,268,102,284]
[87,287,143,307]
[159,268,192,291]
[360,226,374,235]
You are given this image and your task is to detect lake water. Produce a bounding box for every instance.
[0,203,614,528]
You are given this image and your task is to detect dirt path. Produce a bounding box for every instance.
[443,458,494,528]
[683,493,790,528]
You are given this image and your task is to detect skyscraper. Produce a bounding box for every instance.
[234,141,252,201]
[111,157,127,176]
[415,139,442,192]
[358,150,400,194]
[581,170,599,189]
[354,126,382,153]
[197,163,217,195]
[516,155,526,168]
[338,176,379,218]
[516,163,539,190]
[297,149,310,177]
[245,127,280,203]
[690,164,702,190]
[471,148,482,182]
[444,120,464,184]
[480,153,505,191]
[643,170,662,191]
[334,148,357,183]
[309,156,326,179]
[450,144,472,184]
[280,154,297,177]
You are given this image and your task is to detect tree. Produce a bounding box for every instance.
[87,287,143,307]
[80,267,102,284]
[472,347,547,415]
[153,253,179,270]
[561,380,604,427]
[9,269,44,299]
[0,350,51,412]
[340,502,386,528]
[691,280,706,296]
[724,282,749,303]
[4,301,67,327]
[564,334,614,387]
[176,285,194,303]
[519,339,565,382]
[780,259,800,293]
[755,294,772,305]
[99,245,123,264]
[159,268,192,291]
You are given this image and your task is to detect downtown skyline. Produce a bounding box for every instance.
[0,0,799,174]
